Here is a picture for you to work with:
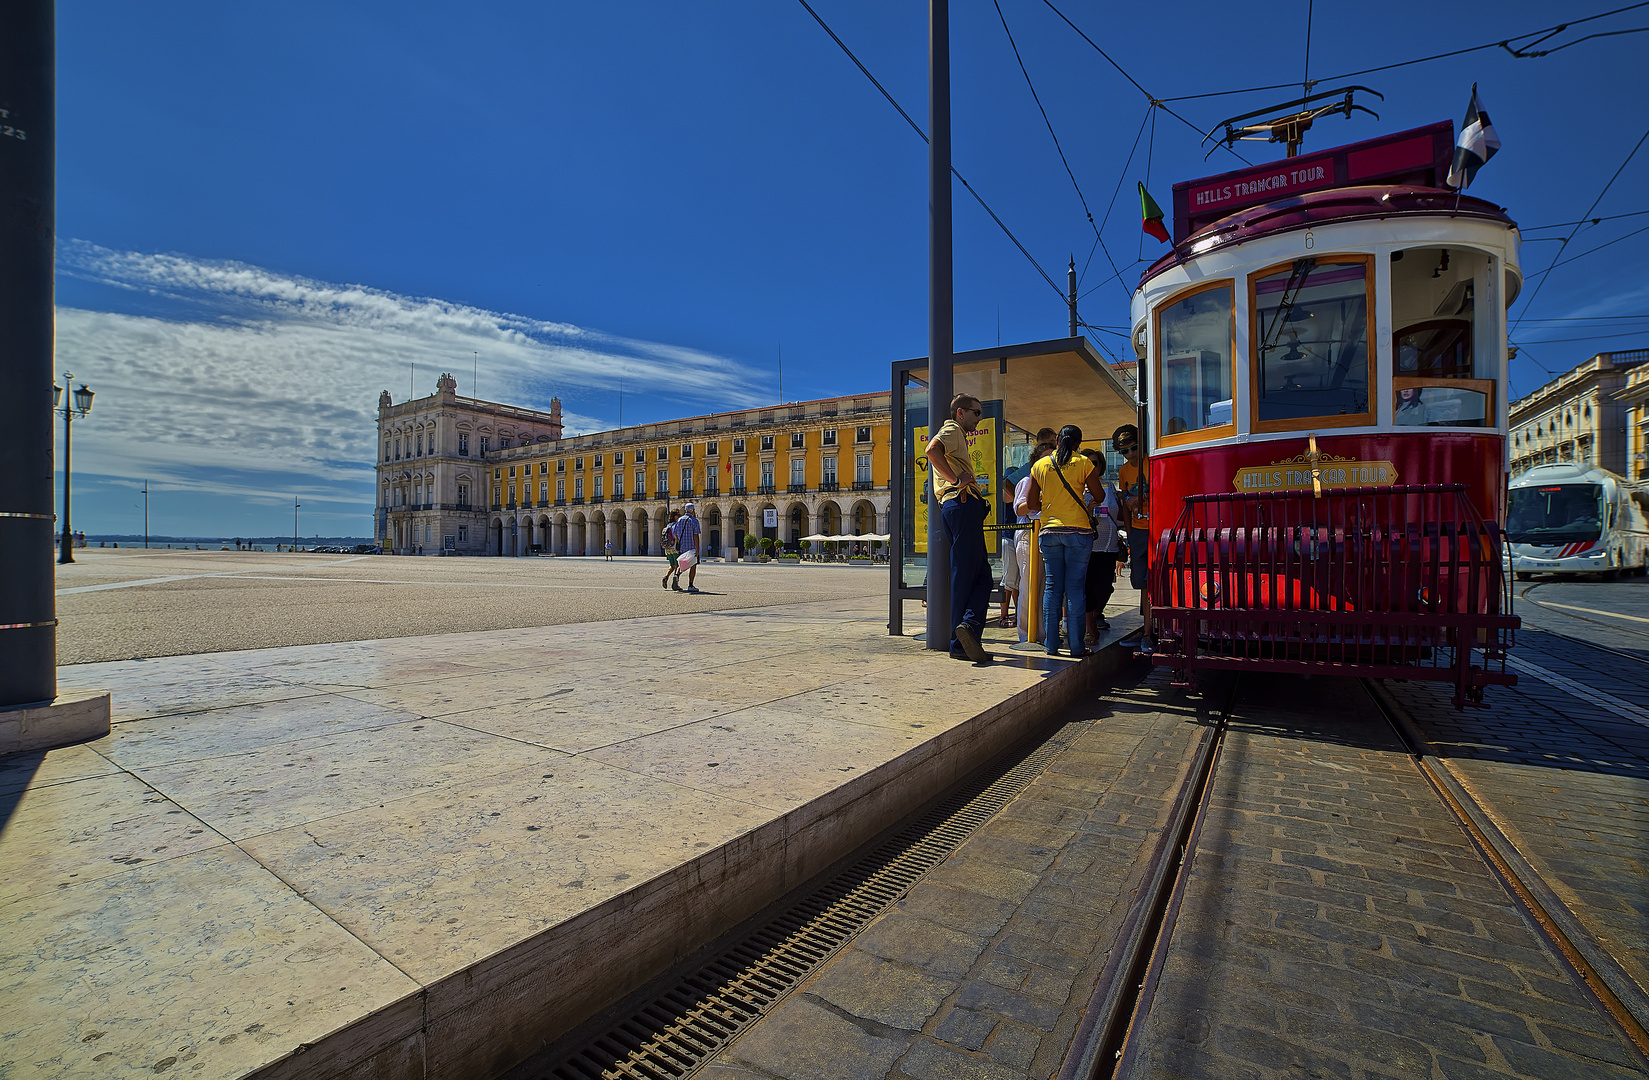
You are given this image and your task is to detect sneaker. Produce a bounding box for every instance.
[687,586,699,594]
[672,579,684,592]
[953,623,990,664]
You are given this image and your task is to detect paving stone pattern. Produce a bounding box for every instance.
[1384,624,1649,1010]
[1127,672,1646,1080]
[703,675,1202,1080]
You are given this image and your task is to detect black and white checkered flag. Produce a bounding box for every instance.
[1446,84,1500,190]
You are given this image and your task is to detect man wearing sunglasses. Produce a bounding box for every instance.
[1114,424,1151,644]
[926,394,992,663]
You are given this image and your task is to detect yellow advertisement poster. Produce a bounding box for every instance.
[913,416,998,554]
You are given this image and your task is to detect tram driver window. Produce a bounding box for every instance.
[1389,246,1496,427]
[1252,257,1371,427]
[1155,282,1234,442]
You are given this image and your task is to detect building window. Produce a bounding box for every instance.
[681,443,692,458]
[539,481,548,502]
[416,434,423,456]
[656,468,668,493]
[856,453,872,482]
[457,483,468,505]
[575,457,584,471]
[823,429,837,446]
[790,458,805,485]
[823,455,838,483]
[856,427,871,443]
[557,459,565,473]
[492,486,500,505]
[458,525,468,542]
[733,463,745,488]
[634,470,645,495]
[594,475,604,498]
[681,465,693,491]
[556,478,565,501]
[594,454,603,468]
[384,441,391,461]
[790,432,804,449]
[575,478,584,499]
[733,438,746,454]
[706,442,718,457]
[395,439,402,460]
[481,437,491,454]
[761,460,774,487]
[761,435,775,451]
[657,447,668,461]
[500,437,512,449]
[539,461,548,474]
[614,451,625,465]
[508,466,516,477]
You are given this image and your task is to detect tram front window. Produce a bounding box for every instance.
[1506,485,1603,544]
[1252,257,1371,427]
[1156,282,1234,442]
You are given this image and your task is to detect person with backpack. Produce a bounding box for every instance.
[661,508,682,589]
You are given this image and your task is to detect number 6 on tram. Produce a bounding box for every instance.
[1129,122,1520,707]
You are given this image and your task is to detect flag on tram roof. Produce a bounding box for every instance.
[1445,84,1500,190]
[1139,182,1170,243]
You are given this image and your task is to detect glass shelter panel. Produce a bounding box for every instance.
[1157,283,1234,440]
[1252,258,1371,426]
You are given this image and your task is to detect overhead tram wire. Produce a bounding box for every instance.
[1037,0,1252,166]
[1522,208,1649,230]
[1512,125,1649,333]
[1083,103,1154,288]
[793,0,1065,305]
[1152,1,1649,103]
[1523,222,1649,281]
[991,0,1132,304]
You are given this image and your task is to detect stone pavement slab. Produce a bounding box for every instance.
[4,594,1123,1079]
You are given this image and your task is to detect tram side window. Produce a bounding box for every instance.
[1156,282,1234,441]
[1252,257,1371,427]
[1390,246,1495,427]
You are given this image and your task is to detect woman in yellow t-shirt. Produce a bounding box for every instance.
[1028,425,1107,657]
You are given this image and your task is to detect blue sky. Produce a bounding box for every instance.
[55,1,1649,537]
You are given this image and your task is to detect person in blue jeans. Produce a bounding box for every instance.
[1027,425,1106,657]
[926,394,993,663]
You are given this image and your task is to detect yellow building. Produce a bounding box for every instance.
[1508,349,1648,478]
[383,387,894,557]
[1621,360,1649,484]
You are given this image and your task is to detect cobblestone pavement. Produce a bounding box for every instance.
[1128,672,1646,1080]
[700,666,1201,1080]
[1383,576,1649,1014]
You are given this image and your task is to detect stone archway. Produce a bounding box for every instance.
[572,512,587,557]
[553,513,569,555]
[732,504,750,555]
[491,518,504,556]
[785,501,810,550]
[817,500,843,536]
[520,515,534,555]
[851,499,877,536]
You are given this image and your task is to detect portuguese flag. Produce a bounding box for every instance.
[1139,182,1169,243]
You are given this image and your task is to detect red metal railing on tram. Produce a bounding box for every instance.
[1150,483,1518,707]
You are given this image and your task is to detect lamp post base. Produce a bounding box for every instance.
[0,690,110,757]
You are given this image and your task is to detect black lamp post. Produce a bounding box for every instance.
[55,372,94,565]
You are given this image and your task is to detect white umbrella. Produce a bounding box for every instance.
[800,533,832,542]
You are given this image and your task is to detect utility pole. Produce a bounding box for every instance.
[293,498,300,552]
[924,0,954,651]
[141,479,149,549]
[1068,257,1078,337]
[0,0,59,705]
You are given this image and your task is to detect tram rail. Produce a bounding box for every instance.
[1061,673,1649,1079]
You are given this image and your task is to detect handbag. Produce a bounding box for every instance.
[1049,457,1099,531]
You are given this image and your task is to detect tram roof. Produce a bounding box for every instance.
[1141,121,1518,288]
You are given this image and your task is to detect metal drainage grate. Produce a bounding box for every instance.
[522,722,1082,1080]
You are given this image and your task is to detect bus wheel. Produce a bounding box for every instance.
[1514,571,1531,581]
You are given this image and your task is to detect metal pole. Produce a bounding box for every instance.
[293,498,300,551]
[58,375,74,564]
[1068,257,1078,337]
[924,0,954,650]
[142,480,148,548]
[0,0,58,705]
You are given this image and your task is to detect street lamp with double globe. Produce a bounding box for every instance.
[54,373,95,565]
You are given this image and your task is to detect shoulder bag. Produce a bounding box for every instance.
[1048,458,1098,532]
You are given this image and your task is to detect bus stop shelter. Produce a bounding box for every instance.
[889,335,1139,638]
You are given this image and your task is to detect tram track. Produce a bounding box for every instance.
[1062,672,1649,1080]
[1518,581,1649,657]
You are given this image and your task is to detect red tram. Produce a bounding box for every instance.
[1130,123,1520,706]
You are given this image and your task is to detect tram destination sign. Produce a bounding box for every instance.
[1233,454,1399,493]
[1172,122,1455,243]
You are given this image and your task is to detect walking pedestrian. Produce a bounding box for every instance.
[925,394,992,663]
[661,509,681,589]
[604,539,613,561]
[1028,426,1105,658]
[672,503,702,592]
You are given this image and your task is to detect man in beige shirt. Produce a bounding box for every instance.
[925,394,992,662]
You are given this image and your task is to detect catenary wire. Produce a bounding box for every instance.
[1522,208,1649,230]
[794,0,1066,302]
[1038,0,1251,166]
[1509,330,1649,346]
[1513,126,1649,331]
[991,0,1131,303]
[1517,314,1649,321]
[1155,1,1649,102]
[1523,222,1649,281]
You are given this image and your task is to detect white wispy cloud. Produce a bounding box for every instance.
[54,242,774,534]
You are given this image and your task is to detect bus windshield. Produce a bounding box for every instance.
[1507,484,1603,544]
